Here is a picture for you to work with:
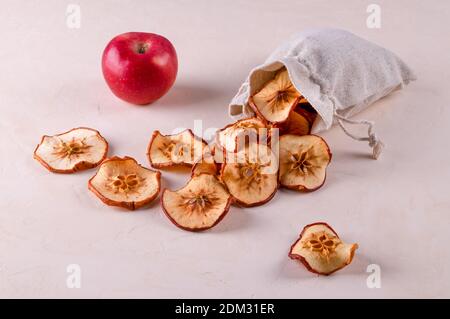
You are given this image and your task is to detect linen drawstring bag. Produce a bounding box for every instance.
[229,28,416,159]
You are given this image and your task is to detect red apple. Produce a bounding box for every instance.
[102,32,178,105]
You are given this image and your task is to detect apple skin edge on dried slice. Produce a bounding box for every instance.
[289,222,358,275]
[147,129,208,168]
[190,144,229,177]
[220,142,278,207]
[273,109,311,136]
[249,68,301,124]
[278,134,332,192]
[88,156,161,211]
[191,152,218,177]
[295,102,318,127]
[33,127,109,174]
[161,173,232,231]
[216,117,268,153]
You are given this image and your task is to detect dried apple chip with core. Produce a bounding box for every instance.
[216,117,268,152]
[289,222,358,275]
[250,68,301,123]
[274,110,311,136]
[88,156,161,210]
[161,173,232,231]
[278,134,331,191]
[221,143,278,207]
[147,129,208,168]
[33,127,108,173]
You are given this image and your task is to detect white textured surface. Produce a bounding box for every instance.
[1,0,449,298]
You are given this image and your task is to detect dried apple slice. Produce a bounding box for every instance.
[191,153,218,177]
[298,96,308,104]
[289,222,358,275]
[273,110,311,136]
[191,143,230,177]
[33,127,108,173]
[278,134,331,191]
[295,102,318,126]
[147,129,208,168]
[221,143,278,207]
[250,68,301,123]
[88,156,161,210]
[216,117,268,152]
[210,144,226,166]
[161,173,232,231]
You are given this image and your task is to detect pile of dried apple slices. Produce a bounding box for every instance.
[33,67,357,275]
[145,67,355,274]
[146,67,332,231]
[34,127,161,210]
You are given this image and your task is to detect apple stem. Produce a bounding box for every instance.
[137,43,149,54]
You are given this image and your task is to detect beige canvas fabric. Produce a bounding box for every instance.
[229,28,416,159]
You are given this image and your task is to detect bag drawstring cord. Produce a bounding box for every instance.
[334,111,384,160]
